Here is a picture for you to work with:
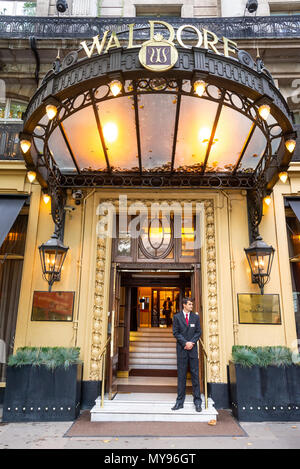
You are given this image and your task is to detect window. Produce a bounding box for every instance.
[0,207,29,382]
[270,1,300,15]
[135,4,182,17]
[113,212,200,263]
[292,111,300,125]
[285,198,300,349]
[0,1,36,16]
[270,10,300,15]
[0,99,27,120]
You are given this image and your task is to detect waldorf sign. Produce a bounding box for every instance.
[80,20,239,72]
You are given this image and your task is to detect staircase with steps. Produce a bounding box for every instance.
[90,327,218,422]
[118,327,190,393]
[90,393,218,423]
[129,327,177,370]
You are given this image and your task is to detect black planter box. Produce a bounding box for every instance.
[229,361,300,421]
[2,364,82,422]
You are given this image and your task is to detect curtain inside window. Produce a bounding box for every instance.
[0,196,27,248]
[0,260,24,380]
[0,213,28,381]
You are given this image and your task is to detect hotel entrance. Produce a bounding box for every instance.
[106,266,201,396]
[104,206,203,397]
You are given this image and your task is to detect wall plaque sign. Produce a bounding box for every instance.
[31,291,75,322]
[237,293,281,325]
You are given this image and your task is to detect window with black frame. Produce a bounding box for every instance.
[285,197,300,349]
[0,209,28,382]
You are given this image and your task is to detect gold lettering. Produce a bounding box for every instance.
[150,48,156,63]
[105,31,121,53]
[162,47,168,63]
[223,37,237,58]
[149,20,175,44]
[203,28,220,55]
[127,23,141,49]
[80,31,109,58]
[176,25,203,49]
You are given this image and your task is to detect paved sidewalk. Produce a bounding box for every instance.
[1,407,300,449]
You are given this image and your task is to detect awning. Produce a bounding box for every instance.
[0,196,27,248]
[288,199,300,223]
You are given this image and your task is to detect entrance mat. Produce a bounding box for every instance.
[64,410,247,438]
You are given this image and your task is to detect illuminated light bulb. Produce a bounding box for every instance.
[198,127,218,145]
[264,195,272,206]
[109,80,122,97]
[194,80,207,97]
[103,122,118,143]
[285,139,296,153]
[43,193,51,205]
[279,172,288,184]
[258,104,271,121]
[198,127,211,143]
[20,139,31,153]
[46,104,58,120]
[27,171,36,183]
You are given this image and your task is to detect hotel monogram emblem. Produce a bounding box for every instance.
[139,33,178,72]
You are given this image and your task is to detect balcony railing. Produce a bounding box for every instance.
[0,122,23,160]
[0,15,300,40]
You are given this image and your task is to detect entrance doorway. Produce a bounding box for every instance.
[106,268,202,396]
[137,286,191,328]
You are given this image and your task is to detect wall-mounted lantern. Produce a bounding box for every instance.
[244,236,275,295]
[39,231,69,291]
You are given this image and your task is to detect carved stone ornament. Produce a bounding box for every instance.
[89,197,221,384]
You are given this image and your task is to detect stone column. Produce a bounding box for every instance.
[72,0,97,16]
[36,0,50,16]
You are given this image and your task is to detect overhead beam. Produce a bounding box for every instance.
[201,90,225,175]
[91,93,111,172]
[171,80,182,173]
[58,122,81,174]
[232,121,256,175]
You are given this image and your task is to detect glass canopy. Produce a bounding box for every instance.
[31,77,284,180]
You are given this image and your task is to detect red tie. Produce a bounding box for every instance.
[185,313,189,326]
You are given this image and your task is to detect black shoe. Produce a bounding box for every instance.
[171,403,184,411]
[195,404,202,412]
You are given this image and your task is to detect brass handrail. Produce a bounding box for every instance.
[98,336,111,408]
[199,338,209,409]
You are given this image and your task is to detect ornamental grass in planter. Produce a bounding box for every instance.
[229,346,300,422]
[3,347,82,422]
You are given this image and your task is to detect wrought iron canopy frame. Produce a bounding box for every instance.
[23,46,295,185]
[21,44,296,240]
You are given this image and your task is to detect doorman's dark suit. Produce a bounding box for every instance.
[172,311,202,406]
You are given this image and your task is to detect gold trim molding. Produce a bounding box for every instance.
[89,196,221,383]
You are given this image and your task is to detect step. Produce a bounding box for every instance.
[129,364,177,370]
[130,352,176,360]
[90,393,218,422]
[137,328,173,333]
[130,346,176,353]
[130,358,177,365]
[131,331,174,337]
[130,337,176,343]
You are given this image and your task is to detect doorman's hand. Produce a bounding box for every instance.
[184,342,194,350]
